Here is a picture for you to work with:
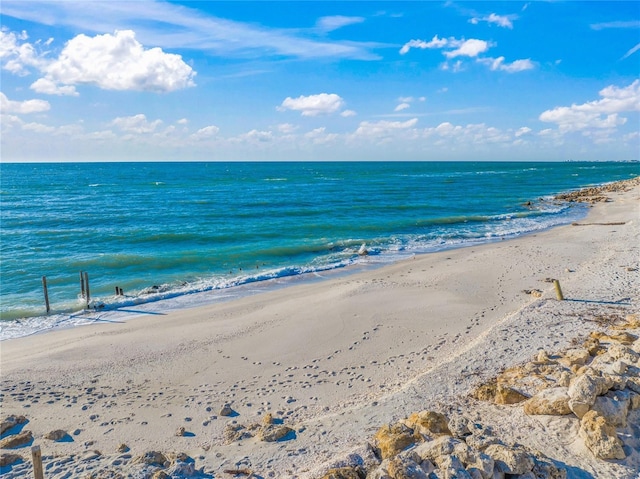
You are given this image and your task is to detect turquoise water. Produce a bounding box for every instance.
[1,161,638,338]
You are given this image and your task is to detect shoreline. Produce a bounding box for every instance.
[1,177,639,478]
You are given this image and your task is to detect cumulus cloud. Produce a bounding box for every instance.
[443,39,490,59]
[469,13,516,29]
[37,30,195,93]
[354,118,418,137]
[278,93,345,116]
[0,29,48,75]
[30,77,78,96]
[539,80,640,132]
[190,125,220,140]
[340,109,357,117]
[515,126,532,137]
[400,35,490,58]
[316,16,365,32]
[479,56,535,73]
[394,103,410,112]
[110,114,162,133]
[0,92,50,113]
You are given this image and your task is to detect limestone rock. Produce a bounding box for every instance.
[258,424,294,442]
[484,444,534,475]
[0,430,33,449]
[531,452,567,479]
[152,472,169,479]
[472,380,497,402]
[494,384,528,405]
[386,455,429,479]
[438,455,472,479]
[453,442,494,479]
[523,387,572,416]
[579,410,625,460]
[262,412,274,425]
[219,404,235,416]
[373,423,422,460]
[558,348,590,368]
[136,451,169,467]
[448,415,472,439]
[583,337,601,356]
[0,453,23,467]
[0,415,27,435]
[591,390,631,427]
[116,443,129,453]
[412,436,460,463]
[223,424,254,443]
[44,429,70,441]
[608,343,639,364]
[567,373,612,418]
[405,410,451,436]
[175,426,186,437]
[320,467,363,479]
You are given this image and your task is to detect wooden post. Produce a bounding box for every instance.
[80,271,86,299]
[31,445,44,479]
[42,276,50,314]
[115,286,120,296]
[84,271,90,308]
[553,279,564,301]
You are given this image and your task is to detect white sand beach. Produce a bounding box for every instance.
[1,179,639,478]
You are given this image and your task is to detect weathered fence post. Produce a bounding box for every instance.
[80,271,86,299]
[84,271,90,308]
[553,279,564,301]
[31,445,44,479]
[42,276,50,314]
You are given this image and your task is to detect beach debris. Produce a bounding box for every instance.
[44,429,70,441]
[257,424,294,442]
[0,415,27,435]
[219,403,235,416]
[358,243,368,256]
[0,430,33,449]
[0,452,23,467]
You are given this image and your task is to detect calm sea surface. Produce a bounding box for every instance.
[1,161,638,339]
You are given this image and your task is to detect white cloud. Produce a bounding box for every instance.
[190,125,220,140]
[0,92,50,113]
[480,56,535,73]
[110,114,162,133]
[316,16,365,32]
[399,35,447,54]
[30,77,78,96]
[0,29,48,75]
[1,1,378,61]
[277,123,298,134]
[444,39,490,59]
[401,36,490,59]
[395,103,410,112]
[590,20,640,30]
[45,30,195,93]
[621,43,640,60]
[354,118,418,138]
[278,93,345,116]
[515,127,532,137]
[177,118,189,125]
[539,80,640,132]
[340,109,357,117]
[469,13,516,29]
[22,121,55,133]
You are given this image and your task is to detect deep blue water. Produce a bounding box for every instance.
[1,161,638,338]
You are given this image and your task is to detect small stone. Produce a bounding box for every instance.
[318,467,362,479]
[262,412,274,425]
[258,424,294,442]
[136,451,169,466]
[484,444,534,475]
[219,404,234,416]
[44,429,69,441]
[117,443,129,453]
[0,453,23,467]
[494,384,528,405]
[175,426,186,437]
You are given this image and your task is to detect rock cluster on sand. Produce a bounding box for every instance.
[555,177,640,203]
[470,313,640,461]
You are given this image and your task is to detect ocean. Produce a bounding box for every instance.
[1,161,638,339]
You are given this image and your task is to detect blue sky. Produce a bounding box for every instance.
[1,1,638,162]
